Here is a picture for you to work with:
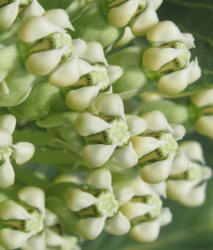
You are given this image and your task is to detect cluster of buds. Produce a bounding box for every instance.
[0,187,80,250]
[190,88,213,139]
[108,0,163,36]
[167,141,212,207]
[66,168,172,242]
[0,114,34,188]
[143,21,201,95]
[0,0,44,31]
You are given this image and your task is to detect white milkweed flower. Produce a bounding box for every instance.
[131,110,184,183]
[0,0,44,30]
[143,21,201,95]
[66,168,131,240]
[49,41,123,111]
[75,92,147,168]
[167,141,212,207]
[108,0,163,36]
[18,9,74,76]
[0,186,45,249]
[0,114,35,188]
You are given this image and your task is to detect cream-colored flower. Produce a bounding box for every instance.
[75,93,146,168]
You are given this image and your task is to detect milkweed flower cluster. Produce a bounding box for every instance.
[143,21,201,95]
[0,0,211,249]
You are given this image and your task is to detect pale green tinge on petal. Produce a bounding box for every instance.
[121,202,154,220]
[0,159,15,188]
[131,136,161,158]
[105,212,130,235]
[0,228,30,249]
[126,115,147,136]
[18,186,45,214]
[18,16,64,43]
[66,86,100,111]
[131,2,159,36]
[130,219,160,242]
[22,233,46,250]
[0,200,32,220]
[191,88,213,108]
[170,124,185,141]
[49,57,80,87]
[108,65,123,84]
[80,42,108,65]
[180,141,205,163]
[108,0,139,28]
[141,110,173,133]
[0,0,19,30]
[26,48,65,76]
[111,143,138,168]
[22,0,45,20]
[77,217,105,240]
[83,144,116,167]
[141,154,175,184]
[43,9,74,31]
[146,20,184,45]
[94,93,125,119]
[143,47,185,71]
[170,150,189,177]
[86,168,112,191]
[0,128,13,149]
[66,189,97,212]
[159,208,172,226]
[0,114,16,134]
[13,142,35,164]
[75,113,111,136]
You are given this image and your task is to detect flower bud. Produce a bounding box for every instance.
[191,88,213,108]
[12,142,35,164]
[195,116,213,139]
[0,159,15,188]
[179,141,204,163]
[105,212,130,235]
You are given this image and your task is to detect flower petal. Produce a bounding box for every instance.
[0,128,13,149]
[22,233,46,250]
[13,142,35,164]
[170,124,185,141]
[0,0,19,30]
[86,168,112,190]
[0,159,15,188]
[22,0,45,20]
[126,115,147,136]
[179,141,204,163]
[170,149,189,177]
[0,114,16,134]
[105,212,130,235]
[108,65,123,84]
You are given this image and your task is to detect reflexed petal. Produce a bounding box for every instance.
[180,141,204,163]
[44,209,59,226]
[108,0,139,28]
[113,185,134,204]
[0,114,16,134]
[143,48,185,71]
[13,142,35,164]
[83,144,116,167]
[131,3,159,36]
[0,128,12,149]
[18,186,45,214]
[78,59,95,76]
[105,212,130,235]
[121,202,154,220]
[131,136,161,158]
[0,200,31,220]
[115,26,135,48]
[170,124,185,140]
[23,0,45,20]
[153,0,163,9]
[75,113,111,136]
[111,143,138,168]
[94,93,125,119]
[0,159,15,188]
[26,48,65,76]
[149,182,167,198]
[0,228,30,249]
[72,39,87,56]
[170,150,189,177]
[159,208,172,226]
[43,9,74,30]
[141,110,173,133]
[126,115,147,136]
[0,0,19,30]
[86,168,112,190]
[80,42,107,65]
[202,167,212,180]
[49,57,80,87]
[108,65,123,84]
[22,233,46,250]
[45,228,64,247]
[141,154,175,183]
[66,189,97,212]
[77,217,105,240]
[129,177,154,196]
[130,219,160,242]
[191,88,213,108]
[66,86,100,111]
[18,16,64,43]
[188,58,201,84]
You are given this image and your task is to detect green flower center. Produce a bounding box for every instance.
[23,209,43,233]
[89,64,110,89]
[145,195,162,218]
[96,191,119,217]
[158,133,178,157]
[0,146,13,163]
[105,119,130,147]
